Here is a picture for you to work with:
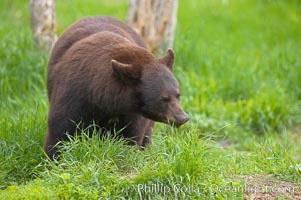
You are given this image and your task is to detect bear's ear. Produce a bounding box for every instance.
[111,60,140,81]
[159,48,175,71]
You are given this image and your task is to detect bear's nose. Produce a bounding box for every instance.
[175,112,189,127]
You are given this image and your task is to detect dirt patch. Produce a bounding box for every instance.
[236,174,301,199]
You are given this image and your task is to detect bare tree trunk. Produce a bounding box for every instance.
[29,0,57,52]
[127,0,178,53]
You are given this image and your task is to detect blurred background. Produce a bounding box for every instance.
[2,0,300,135]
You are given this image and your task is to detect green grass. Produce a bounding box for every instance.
[1,0,301,199]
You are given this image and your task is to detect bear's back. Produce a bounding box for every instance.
[48,16,147,68]
[47,27,153,101]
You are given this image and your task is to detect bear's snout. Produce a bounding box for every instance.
[168,102,189,127]
[174,111,189,128]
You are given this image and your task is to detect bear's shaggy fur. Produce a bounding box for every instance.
[45,16,188,158]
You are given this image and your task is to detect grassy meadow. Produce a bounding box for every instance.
[1,0,301,199]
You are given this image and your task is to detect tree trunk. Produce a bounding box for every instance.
[29,0,57,52]
[127,0,178,53]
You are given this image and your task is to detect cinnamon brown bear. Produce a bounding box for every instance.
[45,16,189,158]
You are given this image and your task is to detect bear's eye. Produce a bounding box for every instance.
[161,96,170,102]
[176,93,181,100]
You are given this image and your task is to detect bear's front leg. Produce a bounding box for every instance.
[115,114,154,147]
[44,109,80,159]
[44,97,90,159]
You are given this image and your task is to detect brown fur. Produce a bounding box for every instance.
[47,16,146,98]
[45,16,188,158]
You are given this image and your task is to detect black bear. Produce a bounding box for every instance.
[45,16,189,158]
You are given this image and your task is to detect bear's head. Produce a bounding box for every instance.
[111,48,189,127]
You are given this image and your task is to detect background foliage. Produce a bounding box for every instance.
[0,0,300,199]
